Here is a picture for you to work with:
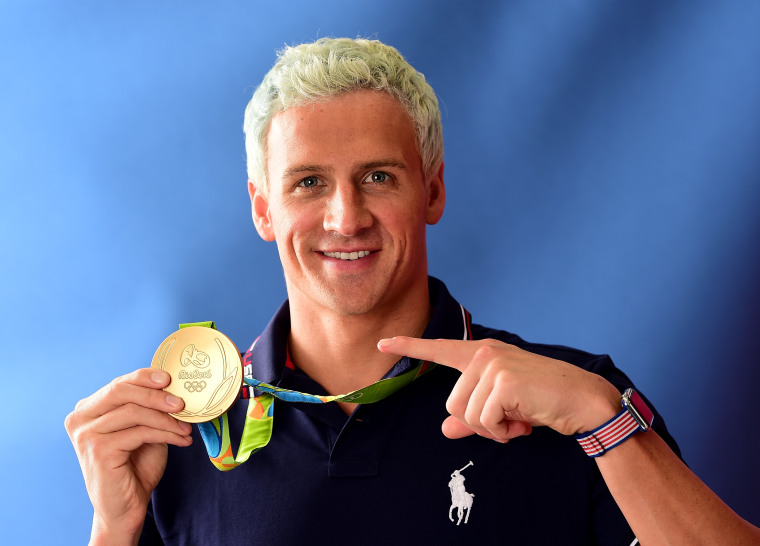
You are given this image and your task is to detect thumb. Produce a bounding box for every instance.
[442,415,534,442]
[441,416,477,439]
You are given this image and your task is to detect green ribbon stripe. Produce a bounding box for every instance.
[244,361,436,404]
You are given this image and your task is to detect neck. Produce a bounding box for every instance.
[286,277,431,399]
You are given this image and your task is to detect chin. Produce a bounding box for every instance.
[324,295,382,316]
[314,283,387,317]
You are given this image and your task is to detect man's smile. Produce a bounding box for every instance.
[321,250,374,261]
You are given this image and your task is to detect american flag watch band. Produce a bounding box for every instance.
[575,388,654,457]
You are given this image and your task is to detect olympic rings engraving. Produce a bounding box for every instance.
[184,380,207,392]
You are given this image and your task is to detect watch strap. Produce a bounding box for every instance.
[575,388,651,457]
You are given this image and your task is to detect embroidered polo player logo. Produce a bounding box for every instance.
[448,461,474,525]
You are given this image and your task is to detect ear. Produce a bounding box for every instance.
[424,162,446,225]
[248,179,276,241]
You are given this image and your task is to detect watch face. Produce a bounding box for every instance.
[624,389,654,430]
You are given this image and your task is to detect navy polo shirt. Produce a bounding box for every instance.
[142,277,678,545]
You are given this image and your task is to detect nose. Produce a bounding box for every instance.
[323,183,373,235]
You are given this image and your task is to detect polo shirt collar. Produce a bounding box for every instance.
[245,276,471,387]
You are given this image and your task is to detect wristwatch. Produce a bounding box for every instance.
[575,388,654,457]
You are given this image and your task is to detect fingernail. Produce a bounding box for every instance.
[180,422,192,434]
[166,394,183,408]
[377,338,395,349]
[151,371,167,384]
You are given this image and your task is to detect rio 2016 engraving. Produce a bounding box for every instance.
[179,369,212,379]
[184,380,207,392]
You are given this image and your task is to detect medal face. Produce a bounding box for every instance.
[151,326,243,423]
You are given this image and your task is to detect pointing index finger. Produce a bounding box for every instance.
[377,336,476,372]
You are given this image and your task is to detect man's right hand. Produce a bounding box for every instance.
[64,369,193,545]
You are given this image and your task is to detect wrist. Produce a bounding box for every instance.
[90,514,141,546]
[575,388,654,457]
[576,379,621,435]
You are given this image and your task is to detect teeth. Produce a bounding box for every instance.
[324,250,371,260]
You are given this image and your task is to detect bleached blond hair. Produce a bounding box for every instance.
[243,37,443,191]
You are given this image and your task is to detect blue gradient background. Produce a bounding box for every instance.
[1,1,758,541]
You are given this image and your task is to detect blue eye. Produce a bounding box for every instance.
[366,171,388,183]
[298,177,320,188]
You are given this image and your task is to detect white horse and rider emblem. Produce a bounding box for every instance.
[448,461,474,525]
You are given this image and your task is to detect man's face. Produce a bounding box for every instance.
[249,90,445,318]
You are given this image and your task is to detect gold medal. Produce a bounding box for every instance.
[151,326,243,423]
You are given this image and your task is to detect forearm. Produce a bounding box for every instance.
[596,430,760,545]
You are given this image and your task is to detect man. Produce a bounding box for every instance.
[66,38,759,545]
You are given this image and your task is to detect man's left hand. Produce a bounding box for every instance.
[377,337,621,443]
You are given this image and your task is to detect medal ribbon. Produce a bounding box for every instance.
[179,322,437,471]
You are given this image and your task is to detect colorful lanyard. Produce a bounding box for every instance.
[190,305,470,471]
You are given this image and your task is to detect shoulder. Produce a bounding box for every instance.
[471,323,611,370]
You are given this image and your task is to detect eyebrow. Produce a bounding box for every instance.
[282,158,408,179]
[282,164,330,178]
[357,159,408,172]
